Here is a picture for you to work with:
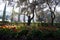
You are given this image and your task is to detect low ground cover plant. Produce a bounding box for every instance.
[0,27,60,40]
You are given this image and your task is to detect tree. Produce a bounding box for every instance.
[11,6,14,22]
[21,7,27,22]
[27,1,39,26]
[32,0,46,23]
[2,4,6,22]
[22,0,45,25]
[7,0,15,22]
[17,0,27,22]
[46,0,60,26]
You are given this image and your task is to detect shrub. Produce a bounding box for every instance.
[53,29,60,39]
[43,30,55,40]
[41,23,48,27]
[17,30,29,40]
[0,28,18,40]
[27,30,42,40]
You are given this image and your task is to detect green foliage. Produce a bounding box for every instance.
[20,26,26,30]
[54,23,60,27]
[53,29,60,38]
[31,30,42,37]
[41,23,48,27]
[27,30,43,40]
[18,30,29,36]
[0,28,17,36]
[0,21,10,26]
[0,27,60,40]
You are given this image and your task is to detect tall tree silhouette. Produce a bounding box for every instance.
[27,1,38,26]
[17,0,27,22]
[46,0,60,26]
[2,4,6,22]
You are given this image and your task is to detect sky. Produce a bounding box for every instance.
[0,0,36,22]
[0,0,60,22]
[0,2,12,16]
[1,0,60,15]
[0,1,30,22]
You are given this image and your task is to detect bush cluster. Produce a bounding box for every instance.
[0,28,60,40]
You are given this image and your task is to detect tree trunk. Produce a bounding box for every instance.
[27,8,34,26]
[27,16,31,26]
[24,13,25,22]
[11,13,13,22]
[18,14,20,22]
[33,18,34,22]
[51,11,55,26]
[24,13,25,25]
[18,5,21,22]
[11,5,14,22]
[2,4,6,23]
